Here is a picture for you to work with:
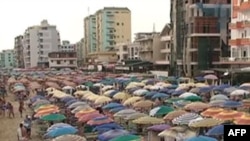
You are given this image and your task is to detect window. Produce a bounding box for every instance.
[39,39,43,42]
[117,23,119,26]
[121,23,124,26]
[57,61,60,64]
[41,27,48,30]
[69,60,74,64]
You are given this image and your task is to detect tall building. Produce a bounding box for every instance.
[14,35,24,68]
[59,40,76,52]
[23,20,60,68]
[1,49,15,68]
[84,7,131,63]
[75,38,85,67]
[170,0,231,76]
[221,0,250,68]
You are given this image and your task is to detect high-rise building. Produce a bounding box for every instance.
[59,40,76,52]
[170,0,231,76]
[23,20,60,68]
[14,35,24,68]
[75,38,85,67]
[84,7,131,63]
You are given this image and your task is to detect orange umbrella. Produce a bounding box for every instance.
[34,109,59,117]
[242,99,250,108]
[75,109,97,118]
[78,113,103,122]
[184,102,210,112]
[213,110,244,121]
[201,108,224,117]
[234,114,250,125]
[36,106,59,112]
[163,110,187,121]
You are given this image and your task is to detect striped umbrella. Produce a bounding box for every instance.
[163,110,187,121]
[172,113,201,125]
[189,118,224,128]
[201,108,224,117]
[234,114,250,125]
[213,110,244,121]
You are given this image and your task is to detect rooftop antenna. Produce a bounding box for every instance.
[153,23,156,33]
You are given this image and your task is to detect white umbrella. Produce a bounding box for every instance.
[102,85,113,91]
[133,89,148,96]
[68,101,87,109]
[210,94,229,101]
[62,86,74,90]
[230,89,250,96]
[179,92,197,98]
[71,105,91,113]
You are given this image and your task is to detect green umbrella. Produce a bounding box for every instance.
[41,113,66,121]
[110,134,141,141]
[150,106,174,116]
[185,95,202,102]
[165,98,184,103]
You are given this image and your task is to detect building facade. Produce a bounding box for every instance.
[14,35,24,68]
[23,20,60,68]
[59,40,76,52]
[75,38,85,67]
[48,52,77,69]
[84,7,131,64]
[1,49,15,68]
[170,0,231,76]
[115,42,141,62]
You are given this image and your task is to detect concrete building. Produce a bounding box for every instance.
[220,0,250,68]
[170,0,231,76]
[1,49,15,68]
[23,20,60,68]
[75,38,85,67]
[48,52,77,69]
[14,35,24,68]
[84,7,131,64]
[115,42,141,62]
[59,40,76,52]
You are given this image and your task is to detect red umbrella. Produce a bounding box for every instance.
[78,113,103,122]
[87,116,113,126]
[213,110,244,121]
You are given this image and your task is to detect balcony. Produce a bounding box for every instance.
[160,48,171,53]
[160,35,171,41]
[220,57,250,64]
[229,21,250,29]
[155,60,170,65]
[139,47,152,52]
[239,1,250,11]
[229,38,250,46]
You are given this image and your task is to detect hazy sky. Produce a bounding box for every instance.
[0,0,170,51]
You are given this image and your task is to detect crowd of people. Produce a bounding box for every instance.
[17,115,32,141]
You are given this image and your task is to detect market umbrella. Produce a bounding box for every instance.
[149,106,174,116]
[78,112,103,122]
[114,109,137,117]
[113,92,130,100]
[109,134,141,141]
[213,110,243,121]
[52,134,86,141]
[201,108,224,117]
[98,129,130,141]
[109,107,126,113]
[133,100,154,109]
[123,96,142,106]
[103,103,123,110]
[132,116,164,125]
[35,109,59,117]
[124,112,147,120]
[234,114,250,125]
[147,124,171,132]
[184,102,210,112]
[71,105,92,114]
[158,126,196,140]
[179,92,197,98]
[209,100,226,107]
[41,113,66,121]
[87,116,113,126]
[68,102,87,109]
[75,109,96,118]
[210,94,229,101]
[188,118,224,128]
[185,135,218,141]
[95,96,112,105]
[172,113,202,125]
[35,105,58,112]
[185,95,202,102]
[45,126,78,138]
[47,123,72,131]
[206,125,224,136]
[163,110,188,121]
[223,100,243,108]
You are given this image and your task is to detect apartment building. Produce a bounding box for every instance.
[75,38,85,66]
[84,7,131,63]
[171,0,231,76]
[48,52,77,69]
[14,35,24,68]
[221,0,250,68]
[23,20,60,68]
[115,42,141,62]
[59,40,76,52]
[0,49,15,68]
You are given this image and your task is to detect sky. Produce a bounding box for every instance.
[0,0,170,51]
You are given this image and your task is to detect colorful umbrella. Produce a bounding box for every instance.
[45,126,78,138]
[185,135,217,141]
[52,134,86,141]
[223,100,243,108]
[132,116,164,125]
[87,116,113,126]
[188,118,224,128]
[103,103,123,110]
[41,113,66,121]
[123,97,142,106]
[213,110,243,121]
[163,110,187,121]
[234,114,250,125]
[206,125,224,136]
[172,113,201,125]
[133,100,154,109]
[158,126,196,139]
[185,95,202,102]
[98,129,130,141]
[124,112,147,120]
[179,92,197,98]
[184,102,210,112]
[78,112,103,122]
[95,96,112,105]
[210,94,229,101]
[114,109,137,117]
[201,108,224,117]
[149,106,174,116]
[109,134,141,141]
[147,124,171,132]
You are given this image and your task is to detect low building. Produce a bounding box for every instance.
[1,49,15,68]
[59,40,76,52]
[48,52,77,69]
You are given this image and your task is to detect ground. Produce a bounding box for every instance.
[0,92,42,141]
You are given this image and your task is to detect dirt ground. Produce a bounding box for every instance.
[0,93,42,141]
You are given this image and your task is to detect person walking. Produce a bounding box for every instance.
[19,100,25,118]
[7,102,15,118]
[17,123,28,141]
[23,115,32,139]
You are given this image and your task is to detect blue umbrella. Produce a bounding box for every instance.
[109,107,126,113]
[195,76,205,82]
[199,86,214,93]
[93,123,123,133]
[103,103,123,110]
[206,125,224,136]
[45,126,78,138]
[61,96,75,102]
[172,90,185,96]
[98,129,130,141]
[185,135,217,141]
[110,90,119,97]
[151,93,169,99]
[159,88,169,94]
[65,99,78,106]
[30,95,45,103]
[223,100,243,108]
[213,84,231,91]
[144,91,158,99]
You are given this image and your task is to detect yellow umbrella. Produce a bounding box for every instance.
[189,118,224,128]
[201,108,224,117]
[95,96,112,105]
[46,87,57,91]
[234,114,250,125]
[123,97,142,106]
[85,94,99,101]
[163,110,187,121]
[158,126,196,139]
[133,100,154,109]
[184,102,210,112]
[132,116,164,125]
[34,105,57,112]
[113,92,130,100]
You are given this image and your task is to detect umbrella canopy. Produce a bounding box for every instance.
[206,125,224,136]
[185,135,218,141]
[68,102,87,109]
[147,124,171,132]
[188,118,224,128]
[133,100,154,109]
[223,100,243,108]
[41,113,66,121]
[123,97,142,106]
[209,100,226,107]
[210,94,229,101]
[124,112,147,120]
[163,110,188,121]
[185,95,202,102]
[158,126,196,139]
[179,92,197,98]
[149,106,174,116]
[132,116,164,125]
[103,103,123,110]
[47,123,72,131]
[184,102,210,112]
[114,109,137,117]
[230,89,249,96]
[113,92,130,100]
[98,129,130,141]
[109,134,141,141]
[45,126,78,138]
[234,114,250,125]
[52,134,86,141]
[95,96,112,105]
[201,108,224,117]
[204,74,218,80]
[213,110,243,121]
[172,113,201,125]
[87,116,113,126]
[78,112,103,122]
